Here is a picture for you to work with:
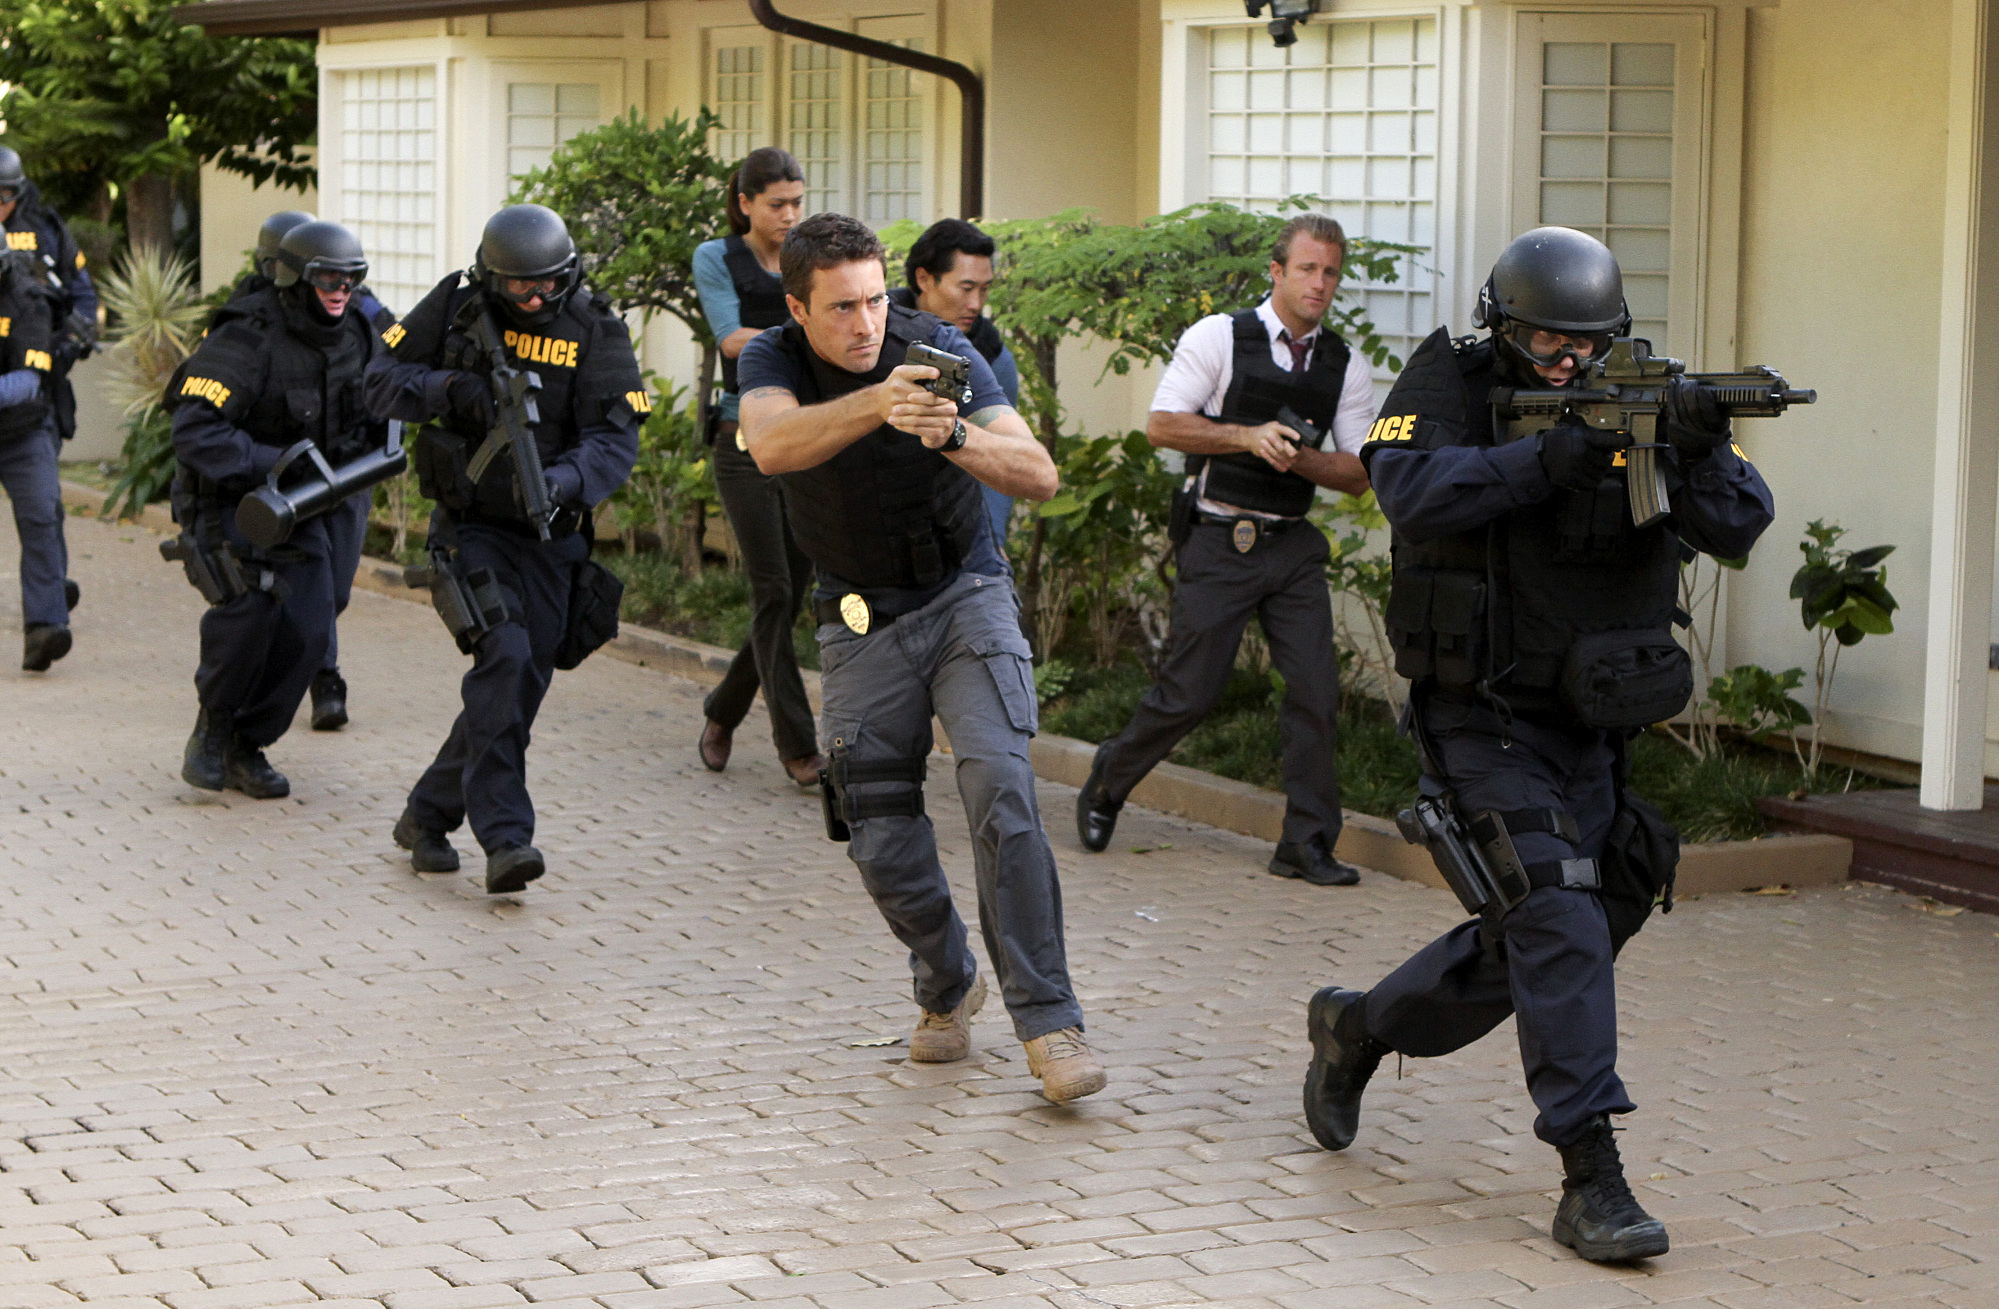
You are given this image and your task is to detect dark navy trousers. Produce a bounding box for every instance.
[321,491,370,672]
[1363,693,1634,1147]
[193,509,335,748]
[1,416,67,628]
[407,522,588,854]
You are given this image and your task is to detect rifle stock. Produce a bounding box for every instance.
[1492,338,1815,529]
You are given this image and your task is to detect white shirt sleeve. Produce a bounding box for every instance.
[1148,314,1235,416]
[1330,344,1379,455]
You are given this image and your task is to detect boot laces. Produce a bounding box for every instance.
[1570,1125,1644,1218]
[1038,1028,1089,1061]
[916,1008,961,1032]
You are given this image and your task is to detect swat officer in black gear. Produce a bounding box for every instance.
[1302,227,1775,1264]
[218,208,400,732]
[0,245,65,670]
[167,220,384,798]
[366,203,640,895]
[1077,214,1376,886]
[0,146,94,634]
[739,214,1104,1106]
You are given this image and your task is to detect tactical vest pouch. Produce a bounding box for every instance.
[555,559,624,670]
[1199,453,1317,519]
[1559,629,1693,728]
[412,425,477,510]
[1385,570,1485,686]
[1600,791,1679,954]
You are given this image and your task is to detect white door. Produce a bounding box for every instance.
[1512,12,1708,360]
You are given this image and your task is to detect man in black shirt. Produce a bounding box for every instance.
[740,213,1102,1104]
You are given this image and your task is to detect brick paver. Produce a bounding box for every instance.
[0,510,1994,1308]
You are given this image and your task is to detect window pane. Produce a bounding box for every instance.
[1204,17,1439,373]
[338,66,439,316]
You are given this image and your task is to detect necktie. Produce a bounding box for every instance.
[1280,330,1311,373]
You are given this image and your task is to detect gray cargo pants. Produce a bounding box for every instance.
[817,571,1084,1042]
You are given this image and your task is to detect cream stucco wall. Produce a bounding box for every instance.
[198,157,320,296]
[1732,0,1952,767]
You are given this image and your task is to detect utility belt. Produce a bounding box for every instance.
[160,486,292,606]
[1394,685,1680,955]
[401,508,622,664]
[818,738,927,842]
[1195,510,1303,555]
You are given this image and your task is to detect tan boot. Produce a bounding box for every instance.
[1023,1026,1106,1103]
[910,975,987,1063]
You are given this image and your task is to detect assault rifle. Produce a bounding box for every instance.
[461,303,554,539]
[1491,338,1815,529]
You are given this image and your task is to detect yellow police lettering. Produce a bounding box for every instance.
[179,376,232,407]
[1732,442,1748,460]
[74,251,85,269]
[23,349,51,372]
[626,389,653,414]
[502,330,579,369]
[0,317,12,338]
[382,322,407,349]
[6,231,37,252]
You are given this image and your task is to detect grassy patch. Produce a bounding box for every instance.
[601,550,819,671]
[1037,658,1883,842]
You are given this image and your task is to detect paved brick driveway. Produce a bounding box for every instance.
[0,511,1994,1309]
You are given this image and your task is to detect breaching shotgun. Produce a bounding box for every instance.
[1490,338,1815,530]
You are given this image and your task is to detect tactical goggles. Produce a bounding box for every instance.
[496,274,562,304]
[1504,320,1611,368]
[304,264,367,294]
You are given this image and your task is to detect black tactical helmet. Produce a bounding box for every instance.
[256,210,317,280]
[1473,227,1630,373]
[473,203,580,323]
[0,146,27,200]
[272,220,368,293]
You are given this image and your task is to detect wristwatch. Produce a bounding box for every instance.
[940,419,968,452]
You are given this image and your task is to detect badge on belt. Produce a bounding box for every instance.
[735,426,749,452]
[839,593,871,635]
[1232,519,1259,553]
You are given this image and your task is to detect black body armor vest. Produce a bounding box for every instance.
[720,234,788,397]
[886,286,1008,367]
[0,270,50,440]
[776,304,989,590]
[219,286,375,465]
[1189,310,1348,518]
[428,283,596,523]
[1380,328,1683,710]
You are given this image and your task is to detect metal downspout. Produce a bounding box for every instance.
[745,0,985,218]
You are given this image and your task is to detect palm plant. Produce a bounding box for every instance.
[96,245,208,521]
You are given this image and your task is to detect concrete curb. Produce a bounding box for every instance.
[68,476,1852,897]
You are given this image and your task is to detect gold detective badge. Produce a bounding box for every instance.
[840,593,871,635]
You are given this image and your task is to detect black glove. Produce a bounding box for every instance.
[1665,375,1729,461]
[445,371,495,430]
[1539,419,1621,491]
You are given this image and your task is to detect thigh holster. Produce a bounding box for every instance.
[159,503,287,607]
[819,742,928,842]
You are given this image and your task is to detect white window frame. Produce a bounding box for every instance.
[487,59,626,206]
[1509,10,1710,363]
[702,15,938,225]
[1161,4,1461,379]
[322,60,447,319]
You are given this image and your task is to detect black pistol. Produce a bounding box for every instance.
[905,341,974,408]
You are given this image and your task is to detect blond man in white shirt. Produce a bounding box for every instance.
[1077,214,1371,887]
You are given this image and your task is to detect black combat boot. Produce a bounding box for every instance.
[486,845,546,895]
[182,709,231,791]
[1075,758,1121,853]
[63,579,79,612]
[1270,840,1361,887]
[1552,1116,1671,1263]
[23,623,71,671]
[310,669,349,731]
[393,807,461,873]
[1303,987,1390,1151]
[223,735,291,800]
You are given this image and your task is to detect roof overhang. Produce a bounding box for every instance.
[173,0,612,38]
